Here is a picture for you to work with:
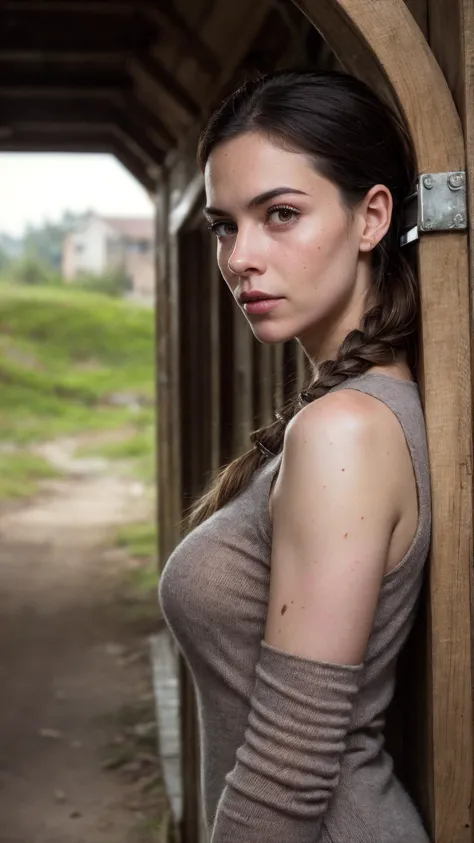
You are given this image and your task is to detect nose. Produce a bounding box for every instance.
[227,227,266,278]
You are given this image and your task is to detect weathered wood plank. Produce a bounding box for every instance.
[255,343,274,428]
[233,311,254,455]
[209,251,222,477]
[155,168,175,567]
[272,343,285,414]
[425,9,474,838]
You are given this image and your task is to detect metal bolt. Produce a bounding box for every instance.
[423,175,434,189]
[448,172,464,190]
[454,213,465,227]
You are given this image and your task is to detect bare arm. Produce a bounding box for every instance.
[265,388,398,663]
[210,390,401,843]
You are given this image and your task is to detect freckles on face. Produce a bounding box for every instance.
[204,132,361,344]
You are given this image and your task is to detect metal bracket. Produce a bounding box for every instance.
[400,171,467,247]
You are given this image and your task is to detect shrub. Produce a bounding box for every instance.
[5,255,62,287]
[74,267,131,298]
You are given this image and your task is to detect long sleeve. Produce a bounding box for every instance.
[210,641,363,843]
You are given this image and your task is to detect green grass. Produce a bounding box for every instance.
[0,450,60,500]
[77,425,155,462]
[115,521,159,602]
[0,282,156,445]
[116,521,157,560]
[0,280,156,500]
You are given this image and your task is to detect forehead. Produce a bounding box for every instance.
[204,132,314,204]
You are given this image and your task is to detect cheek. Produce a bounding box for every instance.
[286,216,354,286]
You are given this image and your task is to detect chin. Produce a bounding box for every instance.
[249,319,297,345]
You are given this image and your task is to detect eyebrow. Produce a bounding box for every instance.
[203,187,309,218]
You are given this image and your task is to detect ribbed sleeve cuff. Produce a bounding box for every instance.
[210,641,363,842]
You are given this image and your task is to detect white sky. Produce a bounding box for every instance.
[0,153,155,237]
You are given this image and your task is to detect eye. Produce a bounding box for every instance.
[267,205,300,226]
[208,220,236,239]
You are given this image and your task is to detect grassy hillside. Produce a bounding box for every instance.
[0,282,156,501]
[0,283,155,444]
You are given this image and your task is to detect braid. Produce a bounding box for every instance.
[251,248,418,465]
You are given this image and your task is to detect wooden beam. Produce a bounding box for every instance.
[290,2,472,841]
[121,93,176,149]
[0,96,164,164]
[3,1,136,11]
[0,51,126,64]
[155,165,176,566]
[0,95,121,123]
[209,252,221,477]
[0,127,114,152]
[111,136,157,193]
[0,123,156,190]
[141,4,220,77]
[130,53,201,119]
[0,85,124,98]
[0,64,130,92]
[232,311,254,456]
[0,9,145,52]
[201,1,271,114]
[169,173,205,237]
[113,117,165,166]
[425,4,474,835]
[254,343,274,429]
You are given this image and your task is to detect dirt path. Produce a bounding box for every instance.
[0,441,169,843]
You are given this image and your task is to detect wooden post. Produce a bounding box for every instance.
[209,250,222,476]
[232,312,254,455]
[289,1,473,839]
[156,166,180,567]
[272,343,285,413]
[254,342,274,428]
[218,277,236,467]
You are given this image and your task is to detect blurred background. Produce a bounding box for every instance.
[0,151,167,842]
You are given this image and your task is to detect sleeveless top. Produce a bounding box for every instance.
[159,373,432,842]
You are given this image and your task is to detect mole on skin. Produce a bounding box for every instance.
[281,604,288,616]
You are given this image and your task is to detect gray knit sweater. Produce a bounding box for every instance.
[159,373,432,842]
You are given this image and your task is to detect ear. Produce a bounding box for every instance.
[358,185,393,252]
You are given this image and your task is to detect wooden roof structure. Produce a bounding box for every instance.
[0,0,327,189]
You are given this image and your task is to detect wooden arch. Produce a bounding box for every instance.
[288,1,473,840]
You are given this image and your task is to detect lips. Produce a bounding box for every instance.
[239,293,283,316]
[238,291,280,305]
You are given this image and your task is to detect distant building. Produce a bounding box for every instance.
[62,214,155,302]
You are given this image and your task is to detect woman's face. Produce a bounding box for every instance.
[204,131,388,360]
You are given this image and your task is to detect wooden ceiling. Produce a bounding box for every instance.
[0,0,326,191]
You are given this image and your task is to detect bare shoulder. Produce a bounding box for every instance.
[270,386,411,532]
[283,387,401,463]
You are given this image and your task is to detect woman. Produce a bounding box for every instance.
[159,70,431,843]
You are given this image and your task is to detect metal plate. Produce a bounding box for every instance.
[419,171,467,232]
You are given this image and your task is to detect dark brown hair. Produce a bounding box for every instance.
[189,69,418,528]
